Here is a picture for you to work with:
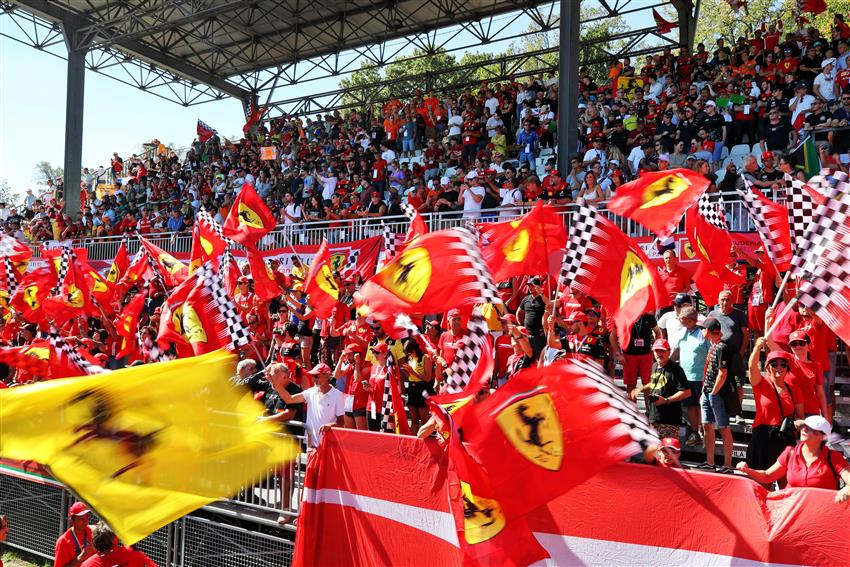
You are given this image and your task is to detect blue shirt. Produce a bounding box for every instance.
[677,327,710,383]
[167,215,185,232]
[517,130,538,153]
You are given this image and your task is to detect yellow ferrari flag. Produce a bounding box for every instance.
[0,350,296,545]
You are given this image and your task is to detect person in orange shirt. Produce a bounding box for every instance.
[383,114,400,150]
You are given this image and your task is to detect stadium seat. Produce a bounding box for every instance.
[751,144,763,166]
[728,144,750,159]
[715,168,727,184]
[720,145,729,161]
[540,147,554,158]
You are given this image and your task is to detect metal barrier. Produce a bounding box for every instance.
[179,516,294,567]
[28,192,757,261]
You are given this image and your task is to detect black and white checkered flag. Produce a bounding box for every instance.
[737,178,793,270]
[445,314,490,394]
[197,263,251,350]
[380,353,399,433]
[196,209,234,247]
[3,256,19,298]
[785,172,820,252]
[560,205,600,290]
[49,334,109,375]
[791,172,850,278]
[51,246,72,294]
[697,192,728,230]
[343,247,361,277]
[570,357,660,451]
[455,227,501,306]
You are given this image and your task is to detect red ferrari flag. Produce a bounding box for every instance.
[684,202,746,287]
[355,229,501,319]
[222,183,276,249]
[242,104,267,135]
[139,236,188,288]
[0,342,50,380]
[444,411,550,566]
[560,205,666,348]
[156,275,195,358]
[116,292,147,360]
[461,358,660,521]
[106,238,130,285]
[0,233,33,275]
[247,249,283,302]
[180,263,251,355]
[190,210,229,273]
[302,239,339,319]
[738,181,793,272]
[799,0,827,15]
[43,248,92,324]
[9,268,55,324]
[477,201,567,282]
[607,168,710,240]
[652,8,677,34]
[401,202,428,247]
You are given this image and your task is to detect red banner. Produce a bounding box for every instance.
[294,429,850,567]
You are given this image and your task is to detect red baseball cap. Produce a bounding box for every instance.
[651,339,671,351]
[447,308,462,318]
[307,363,332,375]
[567,312,588,323]
[370,342,390,354]
[661,437,681,452]
[789,330,810,343]
[766,350,791,364]
[68,502,90,517]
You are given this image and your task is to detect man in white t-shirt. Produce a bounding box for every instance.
[282,192,302,225]
[459,171,486,219]
[277,362,344,447]
[499,182,523,219]
[813,58,837,103]
[658,293,693,348]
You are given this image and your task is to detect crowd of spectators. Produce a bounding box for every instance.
[2,13,850,244]
[2,12,850,500]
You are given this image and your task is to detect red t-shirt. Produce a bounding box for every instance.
[787,359,823,415]
[657,265,691,304]
[494,334,514,379]
[368,364,388,413]
[751,378,801,428]
[55,526,93,567]
[344,361,372,410]
[80,545,153,567]
[438,330,465,367]
[777,444,849,490]
[372,159,387,182]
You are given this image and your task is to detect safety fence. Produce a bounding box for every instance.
[30,193,756,261]
[0,428,307,566]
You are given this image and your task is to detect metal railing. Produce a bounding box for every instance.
[28,192,756,261]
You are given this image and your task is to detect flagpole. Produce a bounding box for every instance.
[764,297,797,340]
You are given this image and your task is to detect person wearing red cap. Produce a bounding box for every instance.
[629,339,690,440]
[334,343,371,431]
[54,502,94,567]
[653,437,682,468]
[769,329,827,420]
[745,337,804,476]
[275,362,343,448]
[437,309,466,371]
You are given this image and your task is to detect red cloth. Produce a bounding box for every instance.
[54,527,93,567]
[777,444,849,490]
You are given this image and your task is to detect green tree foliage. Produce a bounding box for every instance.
[32,161,63,186]
[0,179,17,206]
[694,0,799,48]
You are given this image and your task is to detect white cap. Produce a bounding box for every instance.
[803,415,831,435]
[245,173,255,183]
[465,171,478,180]
[440,176,450,186]
[705,100,717,108]
[658,153,670,162]
[822,58,836,68]
[578,103,587,109]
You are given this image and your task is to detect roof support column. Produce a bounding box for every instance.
[62,21,87,220]
[557,0,580,172]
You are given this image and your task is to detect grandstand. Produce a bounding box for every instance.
[4,0,850,565]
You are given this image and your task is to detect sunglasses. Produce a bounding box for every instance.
[789,340,809,347]
[768,361,789,369]
[801,424,824,435]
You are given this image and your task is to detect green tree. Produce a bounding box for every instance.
[0,179,17,206]
[32,161,63,186]
[338,62,385,108]
[694,0,798,48]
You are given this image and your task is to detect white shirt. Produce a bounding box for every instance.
[462,185,486,218]
[791,94,815,127]
[484,97,499,116]
[813,72,836,101]
[499,187,523,218]
[381,149,396,163]
[627,146,645,175]
[448,115,464,137]
[283,203,302,225]
[301,386,345,447]
[318,174,337,201]
[583,148,607,171]
[658,309,687,349]
[485,116,503,138]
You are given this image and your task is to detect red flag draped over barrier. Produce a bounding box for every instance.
[293,429,850,567]
[222,183,276,249]
[477,201,567,282]
[607,168,710,240]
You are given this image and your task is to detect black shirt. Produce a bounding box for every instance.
[435,189,459,213]
[519,294,546,335]
[760,119,792,151]
[703,342,733,395]
[699,113,726,142]
[624,314,658,355]
[265,382,306,422]
[647,360,689,425]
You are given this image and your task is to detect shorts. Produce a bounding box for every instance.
[623,353,653,387]
[682,381,702,408]
[299,335,313,349]
[407,380,435,408]
[701,392,729,428]
[346,408,368,418]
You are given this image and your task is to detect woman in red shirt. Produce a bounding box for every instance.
[738,415,850,502]
[745,338,805,472]
[770,330,827,419]
[335,344,370,431]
